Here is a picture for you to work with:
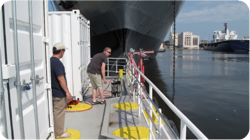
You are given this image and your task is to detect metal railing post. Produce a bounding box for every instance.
[12,0,25,138]
[107,58,109,77]
[138,73,141,117]
[129,63,132,86]
[132,67,135,101]
[28,0,40,138]
[116,60,117,73]
[149,85,153,139]
[44,0,54,137]
[158,108,162,138]
[0,48,8,138]
[180,120,187,140]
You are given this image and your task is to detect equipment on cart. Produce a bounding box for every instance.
[111,78,121,97]
[67,96,81,108]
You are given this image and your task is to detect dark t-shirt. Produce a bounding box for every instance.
[87,53,107,75]
[50,57,67,97]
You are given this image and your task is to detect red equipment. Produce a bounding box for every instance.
[127,49,154,83]
[67,98,81,108]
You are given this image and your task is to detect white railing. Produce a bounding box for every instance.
[104,57,208,140]
[106,58,127,76]
[106,58,208,140]
[125,60,208,140]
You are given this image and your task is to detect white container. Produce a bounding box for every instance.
[48,10,91,101]
[0,0,52,139]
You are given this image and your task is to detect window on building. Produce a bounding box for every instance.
[185,36,191,46]
[193,38,198,45]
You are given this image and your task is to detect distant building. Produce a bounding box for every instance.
[199,38,210,49]
[178,32,200,49]
[200,38,210,44]
[243,36,249,40]
[168,25,178,49]
[169,33,179,47]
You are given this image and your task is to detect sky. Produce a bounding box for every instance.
[164,0,250,41]
[0,0,249,41]
[48,0,57,11]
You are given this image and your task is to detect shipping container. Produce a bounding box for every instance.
[0,0,53,139]
[48,10,91,101]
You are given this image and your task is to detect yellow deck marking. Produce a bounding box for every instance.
[113,126,154,139]
[56,129,81,139]
[66,103,91,112]
[114,102,138,110]
[144,105,164,124]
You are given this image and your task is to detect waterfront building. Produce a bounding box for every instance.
[178,32,200,49]
[169,33,179,49]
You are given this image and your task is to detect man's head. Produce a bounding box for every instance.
[53,42,68,58]
[103,47,111,57]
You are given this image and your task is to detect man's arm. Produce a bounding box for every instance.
[101,62,107,84]
[57,75,72,100]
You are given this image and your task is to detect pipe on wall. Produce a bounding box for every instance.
[12,0,25,139]
[28,0,40,139]
[44,0,55,137]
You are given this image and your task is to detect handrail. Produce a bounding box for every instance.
[104,57,208,139]
[127,60,208,140]
[127,62,177,139]
[106,58,127,76]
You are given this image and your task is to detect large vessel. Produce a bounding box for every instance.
[204,23,249,52]
[53,0,185,58]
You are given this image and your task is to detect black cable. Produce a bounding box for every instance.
[173,0,176,59]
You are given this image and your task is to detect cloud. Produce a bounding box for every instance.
[177,1,249,23]
[197,0,213,5]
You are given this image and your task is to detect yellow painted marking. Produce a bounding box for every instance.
[56,129,81,139]
[66,103,91,111]
[144,106,164,124]
[113,126,154,139]
[127,71,130,78]
[114,102,138,110]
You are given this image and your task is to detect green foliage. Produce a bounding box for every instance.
[164,41,169,45]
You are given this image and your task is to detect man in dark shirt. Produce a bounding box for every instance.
[50,42,72,138]
[87,47,111,105]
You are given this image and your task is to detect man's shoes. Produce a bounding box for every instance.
[56,133,71,139]
[100,100,106,105]
[92,100,100,105]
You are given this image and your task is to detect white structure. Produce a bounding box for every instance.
[169,33,179,47]
[0,2,91,138]
[242,36,249,40]
[213,23,238,42]
[159,42,165,50]
[178,32,199,49]
[48,10,91,101]
[169,26,178,48]
[0,0,52,138]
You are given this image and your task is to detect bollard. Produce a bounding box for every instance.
[119,69,123,78]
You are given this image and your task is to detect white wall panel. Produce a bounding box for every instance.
[48,10,90,101]
[0,0,51,139]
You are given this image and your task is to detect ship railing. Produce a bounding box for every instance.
[104,58,208,140]
[125,60,208,140]
[106,57,127,76]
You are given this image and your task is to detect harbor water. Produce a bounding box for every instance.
[144,50,249,139]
